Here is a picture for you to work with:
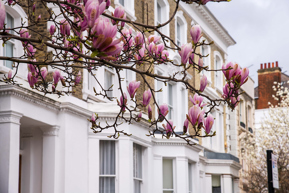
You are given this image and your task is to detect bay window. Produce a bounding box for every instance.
[99,141,116,193]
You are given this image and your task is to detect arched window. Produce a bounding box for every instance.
[155,0,170,36]
[0,5,27,77]
[175,11,187,47]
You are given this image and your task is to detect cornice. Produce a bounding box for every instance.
[194,5,236,47]
[152,138,203,152]
[205,159,242,170]
[0,110,23,125]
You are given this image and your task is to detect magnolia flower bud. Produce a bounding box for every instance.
[190,25,202,45]
[32,4,36,13]
[204,114,214,134]
[163,120,175,139]
[200,75,208,92]
[53,70,61,86]
[49,25,56,35]
[148,105,152,120]
[127,80,140,98]
[8,70,13,79]
[40,67,48,80]
[183,119,189,134]
[117,93,127,113]
[136,112,142,122]
[178,43,193,64]
[75,71,81,85]
[158,104,169,122]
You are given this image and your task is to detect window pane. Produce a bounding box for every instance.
[119,0,124,6]
[100,141,115,175]
[133,144,142,179]
[134,180,141,193]
[156,71,163,105]
[168,84,173,105]
[163,159,173,189]
[181,88,186,126]
[188,163,192,192]
[105,70,113,97]
[99,177,115,193]
[6,13,14,34]
[5,42,13,69]
[157,3,162,24]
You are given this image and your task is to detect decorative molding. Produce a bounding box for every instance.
[41,125,60,136]
[0,111,22,124]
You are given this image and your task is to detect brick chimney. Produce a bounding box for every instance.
[255,61,281,109]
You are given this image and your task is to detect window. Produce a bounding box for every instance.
[155,0,169,36]
[104,69,114,98]
[167,83,173,120]
[119,0,124,6]
[247,106,251,128]
[215,55,222,89]
[4,13,14,69]
[239,101,243,123]
[188,163,193,193]
[212,175,221,193]
[176,22,181,47]
[156,71,163,105]
[163,159,174,193]
[99,141,116,193]
[133,144,142,193]
[181,87,187,131]
[200,39,211,81]
[218,112,224,152]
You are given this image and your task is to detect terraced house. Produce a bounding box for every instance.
[0,0,253,193]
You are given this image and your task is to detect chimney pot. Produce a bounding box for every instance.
[264,63,267,68]
[272,62,275,67]
[261,63,263,69]
[276,61,278,67]
[268,62,271,68]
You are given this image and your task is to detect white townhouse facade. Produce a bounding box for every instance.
[0,1,243,193]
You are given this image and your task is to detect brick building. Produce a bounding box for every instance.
[0,1,245,193]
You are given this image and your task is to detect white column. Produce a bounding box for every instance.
[222,174,232,193]
[118,139,133,193]
[233,178,239,193]
[205,174,212,193]
[143,146,153,193]
[0,111,22,193]
[153,155,163,192]
[88,138,99,193]
[41,126,59,193]
[176,157,188,193]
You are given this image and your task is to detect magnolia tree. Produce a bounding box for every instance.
[0,0,248,144]
[240,82,289,192]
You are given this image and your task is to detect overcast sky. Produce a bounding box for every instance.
[207,0,289,87]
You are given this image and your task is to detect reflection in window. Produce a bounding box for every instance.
[99,141,116,193]
[163,159,174,193]
[176,22,181,46]
[133,144,142,193]
[4,13,14,69]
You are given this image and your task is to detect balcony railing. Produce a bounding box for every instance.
[240,121,246,128]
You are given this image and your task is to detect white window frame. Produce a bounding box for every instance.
[174,11,187,47]
[114,0,136,21]
[154,0,170,37]
[133,143,143,193]
[162,158,175,193]
[0,5,27,78]
[167,82,175,121]
[99,140,116,193]
[214,51,223,91]
[200,37,211,83]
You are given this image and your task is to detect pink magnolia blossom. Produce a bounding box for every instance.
[136,112,142,122]
[200,75,207,92]
[60,19,71,36]
[187,105,201,126]
[40,67,48,80]
[163,120,175,137]
[148,105,152,120]
[190,25,202,45]
[0,1,5,30]
[75,71,81,85]
[19,29,31,39]
[127,80,140,98]
[160,50,169,62]
[142,89,152,107]
[158,104,169,122]
[91,17,123,57]
[53,70,61,86]
[240,68,249,85]
[27,63,36,74]
[222,62,234,80]
[8,70,12,79]
[91,113,96,122]
[134,46,145,61]
[26,44,36,57]
[8,0,14,6]
[189,52,195,65]
[183,119,189,134]
[148,35,161,44]
[49,25,56,35]
[201,0,212,4]
[190,94,206,108]
[85,0,106,28]
[222,82,234,99]
[98,0,111,8]
[121,28,134,51]
[32,4,36,12]
[198,58,203,67]
[112,6,126,27]
[27,72,37,88]
[135,32,145,47]
[117,93,127,112]
[179,43,193,64]
[204,114,214,134]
